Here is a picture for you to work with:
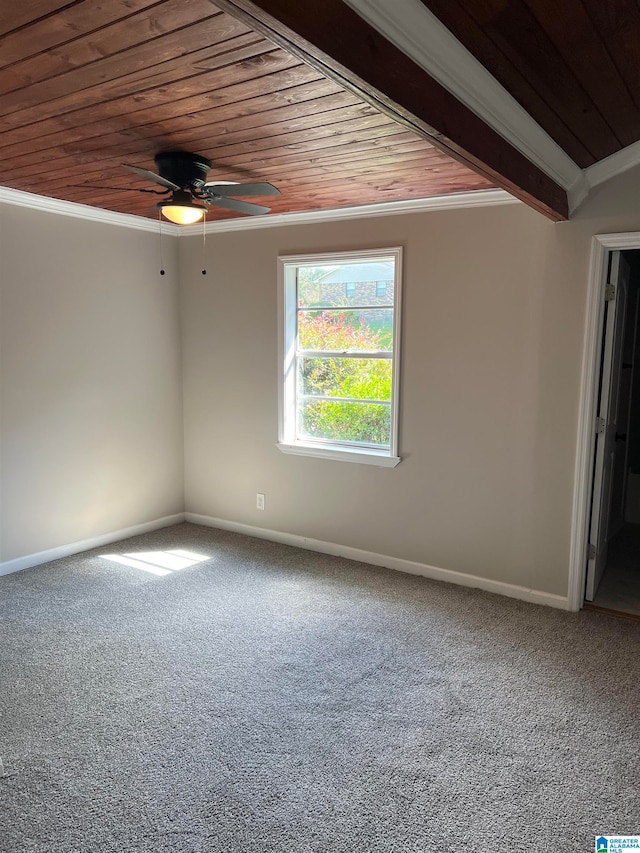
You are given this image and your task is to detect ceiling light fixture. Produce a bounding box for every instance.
[157,190,206,225]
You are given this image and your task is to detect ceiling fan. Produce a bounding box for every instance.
[124,151,280,224]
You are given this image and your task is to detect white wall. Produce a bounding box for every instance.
[179,167,640,600]
[0,205,183,563]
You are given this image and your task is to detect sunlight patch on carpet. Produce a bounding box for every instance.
[100,549,210,577]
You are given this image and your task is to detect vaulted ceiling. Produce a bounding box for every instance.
[421,0,640,167]
[3,0,640,225]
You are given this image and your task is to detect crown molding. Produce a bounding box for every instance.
[0,184,518,235]
[0,185,181,234]
[342,0,585,201]
[180,190,519,236]
[583,139,640,194]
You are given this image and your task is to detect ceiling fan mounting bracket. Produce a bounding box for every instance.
[154,151,211,189]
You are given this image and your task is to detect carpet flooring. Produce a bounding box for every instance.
[1,522,639,852]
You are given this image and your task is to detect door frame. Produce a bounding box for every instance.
[569,232,640,611]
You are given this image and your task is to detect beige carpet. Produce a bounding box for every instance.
[1,522,639,852]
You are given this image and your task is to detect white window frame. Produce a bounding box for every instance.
[277,247,402,467]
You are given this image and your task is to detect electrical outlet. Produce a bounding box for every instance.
[256,493,265,511]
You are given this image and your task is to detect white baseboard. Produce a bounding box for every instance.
[185,513,570,610]
[0,513,186,578]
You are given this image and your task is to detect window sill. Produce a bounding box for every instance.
[276,442,401,467]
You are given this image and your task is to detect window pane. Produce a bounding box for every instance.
[298,308,393,352]
[298,399,391,447]
[281,247,401,461]
[298,260,395,308]
[298,356,392,401]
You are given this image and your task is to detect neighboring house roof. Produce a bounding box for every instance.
[318,263,395,284]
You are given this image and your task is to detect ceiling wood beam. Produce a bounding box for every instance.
[211,0,568,220]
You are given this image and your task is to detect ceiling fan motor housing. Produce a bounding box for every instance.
[154,151,211,189]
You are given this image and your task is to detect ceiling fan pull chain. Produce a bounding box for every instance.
[201,212,207,276]
[158,211,165,276]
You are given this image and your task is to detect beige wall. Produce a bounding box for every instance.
[180,170,640,599]
[4,163,640,595]
[0,205,183,562]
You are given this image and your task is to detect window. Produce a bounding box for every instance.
[376,281,386,297]
[278,248,402,466]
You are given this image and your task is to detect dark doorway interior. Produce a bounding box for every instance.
[591,250,640,617]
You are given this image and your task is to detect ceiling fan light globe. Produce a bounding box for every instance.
[157,188,206,224]
[159,204,205,225]
[161,206,204,225]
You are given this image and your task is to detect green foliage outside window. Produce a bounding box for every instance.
[297,309,392,446]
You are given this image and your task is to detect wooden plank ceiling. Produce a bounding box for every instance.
[0,0,495,222]
[420,0,640,168]
[213,0,568,220]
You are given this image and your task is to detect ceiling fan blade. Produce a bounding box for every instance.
[72,184,170,195]
[204,195,271,215]
[202,181,280,197]
[124,164,179,191]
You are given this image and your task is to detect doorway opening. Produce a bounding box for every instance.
[586,248,640,617]
[575,239,640,617]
